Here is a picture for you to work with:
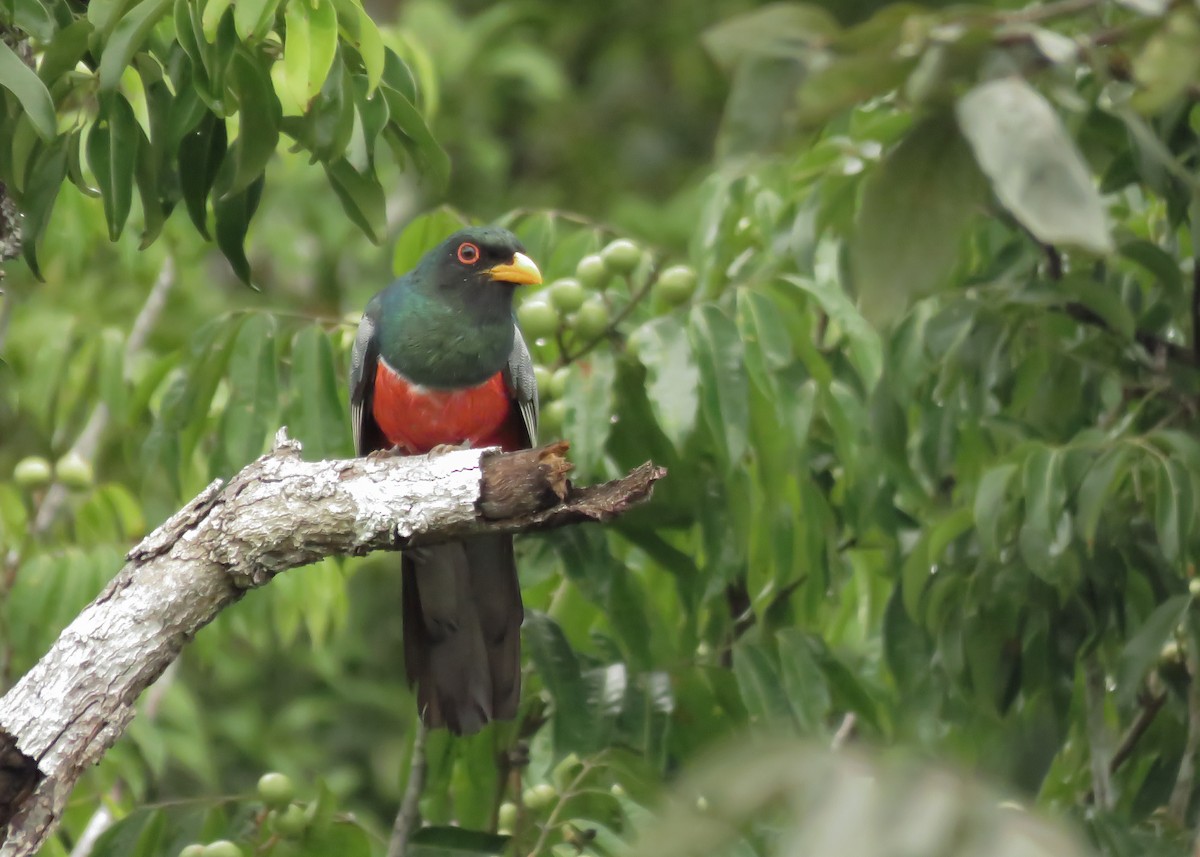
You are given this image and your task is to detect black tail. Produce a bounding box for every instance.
[401,534,523,735]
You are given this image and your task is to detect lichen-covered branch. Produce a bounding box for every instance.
[0,433,664,857]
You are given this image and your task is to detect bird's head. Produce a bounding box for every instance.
[420,227,543,297]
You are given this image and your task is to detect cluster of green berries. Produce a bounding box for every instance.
[517,239,696,343]
[176,773,305,857]
[12,452,93,491]
[519,238,696,437]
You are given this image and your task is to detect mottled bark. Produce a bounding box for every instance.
[0,432,664,856]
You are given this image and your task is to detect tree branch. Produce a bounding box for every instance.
[387,722,428,857]
[0,434,664,856]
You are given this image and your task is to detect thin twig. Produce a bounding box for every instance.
[830,713,857,750]
[1084,654,1114,811]
[1110,690,1167,775]
[388,721,428,857]
[527,757,597,857]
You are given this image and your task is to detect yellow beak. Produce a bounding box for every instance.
[486,252,542,286]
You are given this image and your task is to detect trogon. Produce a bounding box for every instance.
[349,227,542,735]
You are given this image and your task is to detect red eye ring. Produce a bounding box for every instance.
[457,242,480,264]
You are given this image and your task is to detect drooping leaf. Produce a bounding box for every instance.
[688,304,748,472]
[408,826,509,857]
[974,463,1017,559]
[324,157,385,242]
[216,48,281,199]
[1115,594,1191,706]
[285,326,350,459]
[87,92,138,240]
[956,77,1113,254]
[630,317,699,452]
[1017,445,1069,582]
[0,38,56,139]
[213,172,264,285]
[524,611,599,757]
[850,114,984,324]
[97,0,173,91]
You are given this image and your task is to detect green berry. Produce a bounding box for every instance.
[533,365,553,396]
[523,782,557,811]
[498,801,518,829]
[13,456,52,489]
[575,254,609,289]
[179,846,206,857]
[54,452,93,491]
[549,278,587,313]
[540,400,567,437]
[274,803,308,838]
[1189,578,1200,597]
[547,367,570,400]
[572,299,610,340]
[256,772,294,808]
[517,299,559,340]
[600,239,642,275]
[656,264,697,306]
[201,842,241,857]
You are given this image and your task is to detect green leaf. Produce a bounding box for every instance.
[87,92,138,240]
[630,317,698,452]
[1017,446,1068,579]
[688,304,748,472]
[215,314,277,473]
[354,5,384,95]
[524,611,598,757]
[776,629,831,733]
[282,0,337,109]
[1119,239,1182,295]
[324,158,385,242]
[409,826,509,857]
[37,18,93,87]
[8,0,56,41]
[97,0,172,91]
[0,39,56,140]
[1154,458,1193,564]
[701,3,836,68]
[956,77,1113,254]
[213,172,264,286]
[392,207,468,274]
[234,0,282,42]
[201,0,234,42]
[177,111,227,239]
[1115,594,1191,706]
[20,138,68,278]
[1075,446,1132,551]
[284,326,349,459]
[733,640,793,727]
[217,48,281,199]
[782,275,881,387]
[380,82,450,191]
[850,114,984,324]
[561,350,616,478]
[974,463,1017,559]
[1130,8,1200,115]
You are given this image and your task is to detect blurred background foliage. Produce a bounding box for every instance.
[4,0,1200,855]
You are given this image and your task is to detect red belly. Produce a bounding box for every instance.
[373,361,523,453]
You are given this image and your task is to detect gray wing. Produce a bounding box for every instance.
[502,328,538,447]
[349,302,385,455]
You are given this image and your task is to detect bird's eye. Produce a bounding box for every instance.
[457,242,480,264]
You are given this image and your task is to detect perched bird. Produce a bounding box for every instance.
[349,226,542,735]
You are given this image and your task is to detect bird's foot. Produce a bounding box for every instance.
[367,444,409,460]
[428,441,472,457]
